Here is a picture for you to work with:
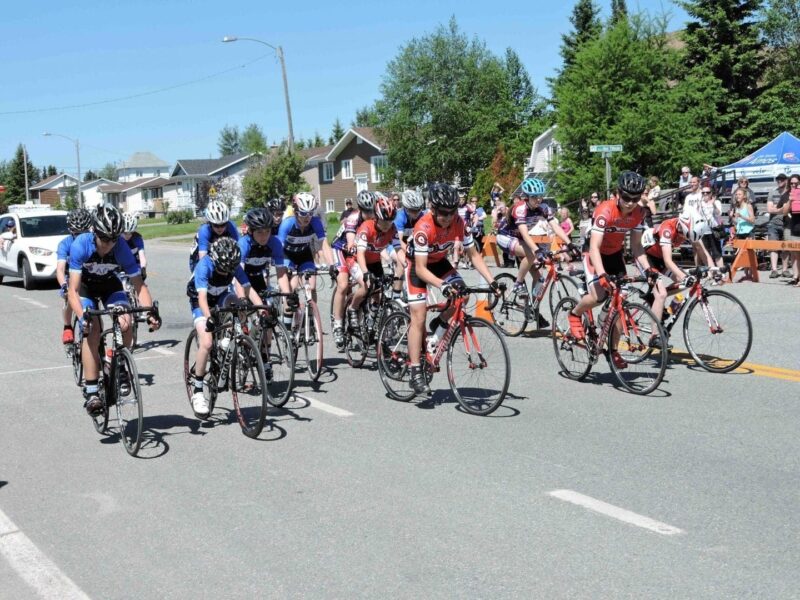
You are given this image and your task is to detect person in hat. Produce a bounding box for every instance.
[766,173,791,278]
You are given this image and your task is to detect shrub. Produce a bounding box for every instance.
[166,209,194,224]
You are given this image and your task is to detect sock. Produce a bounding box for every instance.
[84,379,99,394]
[334,319,343,328]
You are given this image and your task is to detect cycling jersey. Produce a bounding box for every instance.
[355,220,400,264]
[645,217,685,261]
[276,215,325,269]
[125,232,145,265]
[587,199,646,255]
[189,221,240,271]
[187,255,250,300]
[238,234,284,293]
[458,205,474,224]
[69,232,140,285]
[57,234,77,264]
[497,201,554,238]
[393,208,426,239]
[331,212,364,252]
[409,212,473,264]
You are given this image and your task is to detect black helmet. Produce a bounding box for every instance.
[66,208,92,234]
[209,237,241,273]
[617,171,647,196]
[93,203,124,238]
[244,207,274,231]
[427,183,459,209]
[266,198,286,213]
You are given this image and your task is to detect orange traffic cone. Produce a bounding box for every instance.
[474,298,494,323]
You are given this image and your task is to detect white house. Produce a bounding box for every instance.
[97,177,167,214]
[525,125,561,177]
[165,152,257,216]
[29,173,79,206]
[79,178,116,208]
[117,152,171,183]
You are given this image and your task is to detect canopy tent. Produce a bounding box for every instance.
[720,131,800,180]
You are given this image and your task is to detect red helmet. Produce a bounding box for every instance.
[374,196,397,221]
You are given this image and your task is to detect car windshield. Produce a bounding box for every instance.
[19,215,69,237]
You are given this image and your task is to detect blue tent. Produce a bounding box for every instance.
[721,131,800,180]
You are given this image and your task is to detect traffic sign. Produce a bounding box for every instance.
[589,144,623,153]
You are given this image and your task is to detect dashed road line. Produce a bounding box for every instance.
[13,295,48,309]
[547,489,685,536]
[0,353,172,377]
[294,394,354,417]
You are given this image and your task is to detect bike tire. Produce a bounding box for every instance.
[183,327,218,417]
[303,300,324,381]
[231,334,268,438]
[128,290,140,349]
[608,302,667,395]
[548,274,582,319]
[551,296,594,381]
[260,318,295,407]
[487,273,528,336]
[376,311,417,401]
[682,289,752,373]
[115,347,143,456]
[447,317,510,416]
[71,315,83,387]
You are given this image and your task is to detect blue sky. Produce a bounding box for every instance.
[2,0,686,176]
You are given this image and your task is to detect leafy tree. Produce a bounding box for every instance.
[352,106,379,128]
[3,145,38,204]
[241,123,268,154]
[760,0,800,80]
[242,145,307,209]
[83,170,98,182]
[218,124,242,156]
[98,162,117,181]
[329,118,346,144]
[558,0,603,76]
[611,0,628,23]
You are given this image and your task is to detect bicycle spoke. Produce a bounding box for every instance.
[609,302,667,395]
[682,290,752,373]
[551,297,593,380]
[376,312,417,401]
[231,335,268,438]
[115,348,143,456]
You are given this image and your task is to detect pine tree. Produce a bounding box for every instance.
[241,123,268,154]
[552,0,603,92]
[328,118,346,144]
[218,125,242,156]
[4,145,37,204]
[313,131,325,148]
[83,170,98,182]
[611,0,628,23]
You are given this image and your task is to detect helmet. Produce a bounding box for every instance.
[266,198,286,213]
[401,189,425,211]
[244,207,274,231]
[93,204,124,239]
[205,200,230,225]
[66,208,92,234]
[426,183,459,209]
[356,190,375,211]
[617,171,647,196]
[294,192,317,214]
[374,196,397,221]
[678,212,704,243]
[209,237,241,273]
[123,213,138,233]
[521,178,546,197]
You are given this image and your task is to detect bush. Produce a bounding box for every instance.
[166,209,194,224]
[326,212,340,228]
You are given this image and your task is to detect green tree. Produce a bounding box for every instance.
[558,0,603,75]
[3,145,38,204]
[611,0,628,23]
[375,17,516,185]
[242,145,307,209]
[352,106,379,128]
[241,123,268,154]
[312,131,325,148]
[218,124,242,156]
[760,0,800,80]
[329,117,346,144]
[98,162,117,181]
[83,170,98,182]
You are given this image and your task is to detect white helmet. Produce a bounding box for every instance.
[356,191,375,211]
[294,192,318,214]
[679,213,704,243]
[205,200,229,225]
[401,189,425,211]
[123,213,138,233]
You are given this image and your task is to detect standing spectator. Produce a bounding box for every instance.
[390,192,401,212]
[639,187,658,227]
[578,193,599,247]
[682,176,705,266]
[698,186,725,270]
[780,173,800,285]
[731,176,756,204]
[647,176,663,212]
[492,194,512,267]
[470,196,486,252]
[340,198,355,223]
[558,207,574,261]
[730,187,756,280]
[766,173,791,278]
[678,166,692,188]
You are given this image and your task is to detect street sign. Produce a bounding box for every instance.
[589,144,623,153]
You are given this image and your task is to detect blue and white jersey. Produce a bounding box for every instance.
[57,234,77,263]
[187,255,250,300]
[238,234,285,277]
[125,233,146,265]
[276,216,325,262]
[189,221,239,271]
[394,208,427,239]
[68,232,140,285]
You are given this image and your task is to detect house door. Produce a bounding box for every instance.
[355,174,369,194]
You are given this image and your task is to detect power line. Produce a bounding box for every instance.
[0,53,273,116]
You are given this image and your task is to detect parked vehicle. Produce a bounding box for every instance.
[0,209,69,289]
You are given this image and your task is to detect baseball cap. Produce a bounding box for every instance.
[776,173,788,181]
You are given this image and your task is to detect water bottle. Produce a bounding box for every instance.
[426,323,447,354]
[666,293,685,316]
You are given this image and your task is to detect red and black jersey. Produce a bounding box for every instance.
[589,199,646,255]
[410,212,473,264]
[355,220,401,264]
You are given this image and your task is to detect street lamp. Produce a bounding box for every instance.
[43,132,82,208]
[222,35,295,153]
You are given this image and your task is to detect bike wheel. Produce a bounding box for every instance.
[447,317,510,416]
[548,274,582,319]
[231,334,268,438]
[345,307,368,368]
[71,317,83,387]
[115,348,143,456]
[128,293,140,349]
[183,328,217,416]
[91,393,109,434]
[551,296,594,381]
[487,273,528,336]
[376,311,417,401]
[260,319,295,407]
[682,290,752,373]
[302,301,324,381]
[608,302,667,395]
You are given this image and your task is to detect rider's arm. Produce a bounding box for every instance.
[588,231,607,277]
[630,230,650,270]
[198,290,211,319]
[67,271,84,319]
[547,216,572,245]
[67,236,89,318]
[233,266,251,299]
[356,247,369,276]
[467,244,495,286]
[413,253,443,288]
[661,244,686,283]
[197,224,211,261]
[56,261,67,287]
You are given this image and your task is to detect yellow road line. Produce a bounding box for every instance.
[670,350,800,383]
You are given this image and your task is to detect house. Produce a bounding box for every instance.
[165,152,257,216]
[98,177,169,214]
[309,127,390,214]
[78,178,116,208]
[117,152,171,183]
[525,125,560,177]
[29,173,79,206]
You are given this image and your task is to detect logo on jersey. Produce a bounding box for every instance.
[359,232,368,242]
[661,229,672,241]
[595,216,607,229]
[414,231,428,248]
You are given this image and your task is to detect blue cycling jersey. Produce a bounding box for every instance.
[187,255,250,299]
[276,216,325,263]
[189,221,239,271]
[57,234,77,262]
[394,208,427,239]
[238,234,285,277]
[68,232,140,285]
[125,232,145,265]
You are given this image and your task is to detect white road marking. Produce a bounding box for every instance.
[0,354,171,377]
[294,394,353,417]
[13,295,48,309]
[547,489,685,536]
[0,507,90,599]
[153,348,174,356]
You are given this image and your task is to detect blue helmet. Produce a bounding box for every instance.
[520,178,546,197]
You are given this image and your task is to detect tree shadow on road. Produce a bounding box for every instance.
[135,338,181,352]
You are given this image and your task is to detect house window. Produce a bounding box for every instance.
[325,199,335,213]
[341,159,353,180]
[356,137,362,144]
[322,162,334,182]
[370,155,388,183]
[135,170,143,177]
[156,169,161,176]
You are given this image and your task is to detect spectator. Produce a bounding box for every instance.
[780,173,800,285]
[470,196,486,251]
[647,176,663,212]
[731,176,756,204]
[766,173,791,278]
[390,192,401,212]
[340,198,354,223]
[678,166,692,189]
[493,194,514,267]
[639,187,657,227]
[578,192,599,247]
[558,206,574,238]
[730,187,756,280]
[698,186,725,271]
[682,176,705,266]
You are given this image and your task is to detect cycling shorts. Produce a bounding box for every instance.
[80,278,128,312]
[190,291,235,324]
[582,251,626,295]
[334,248,356,274]
[406,259,463,305]
[245,271,268,295]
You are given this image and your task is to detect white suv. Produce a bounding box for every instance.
[0,209,69,289]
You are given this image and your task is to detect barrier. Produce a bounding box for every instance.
[730,239,800,282]
[474,299,494,323]
[481,234,562,268]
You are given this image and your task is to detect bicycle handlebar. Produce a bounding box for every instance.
[84,305,157,318]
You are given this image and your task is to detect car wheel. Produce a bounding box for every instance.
[0,274,4,285]
[21,257,35,290]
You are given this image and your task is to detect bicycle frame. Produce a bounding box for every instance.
[583,277,646,360]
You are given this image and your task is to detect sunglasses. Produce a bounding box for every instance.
[96,234,118,243]
[435,208,457,217]
[702,191,712,195]
[211,223,227,229]
[618,193,639,204]
[296,210,313,218]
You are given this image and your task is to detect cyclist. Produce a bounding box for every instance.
[331,190,376,349]
[189,199,239,272]
[68,204,160,415]
[122,213,147,280]
[496,178,578,326]
[187,237,252,417]
[406,183,499,395]
[267,198,286,235]
[567,171,657,369]
[347,195,404,334]
[56,208,93,346]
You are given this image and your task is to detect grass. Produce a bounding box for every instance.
[139,220,201,240]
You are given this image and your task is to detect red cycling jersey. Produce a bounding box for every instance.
[646,217,685,260]
[410,212,473,264]
[355,220,401,264]
[590,199,646,255]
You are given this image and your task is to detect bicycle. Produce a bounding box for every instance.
[288,268,324,381]
[82,304,158,456]
[119,273,149,349]
[551,273,668,395]
[376,284,510,416]
[183,302,270,438]
[343,273,404,368]
[488,248,583,336]
[633,265,753,373]
[247,289,296,407]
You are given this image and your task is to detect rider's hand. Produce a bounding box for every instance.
[683,275,697,288]
[645,267,661,282]
[328,264,337,279]
[286,293,299,309]
[597,273,615,292]
[59,283,68,298]
[204,316,217,333]
[489,280,502,297]
[148,312,162,332]
[440,282,456,298]
[566,243,581,260]
[534,250,547,266]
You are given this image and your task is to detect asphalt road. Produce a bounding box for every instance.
[0,240,798,599]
